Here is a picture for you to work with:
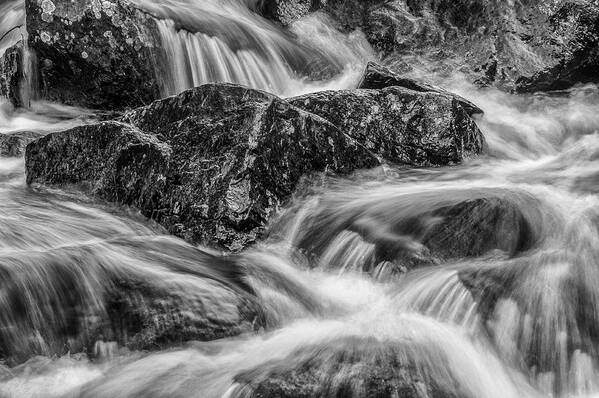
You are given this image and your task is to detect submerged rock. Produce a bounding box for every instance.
[0,131,44,157]
[289,86,484,166]
[289,189,540,274]
[26,84,379,251]
[515,2,599,92]
[24,0,161,109]
[0,236,262,366]
[232,337,462,398]
[358,62,483,116]
[377,0,599,91]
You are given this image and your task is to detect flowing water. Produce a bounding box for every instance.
[2,1,599,397]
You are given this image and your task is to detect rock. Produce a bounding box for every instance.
[457,248,599,394]
[260,0,316,26]
[0,42,25,108]
[358,62,483,116]
[26,83,379,251]
[24,0,162,109]
[362,0,599,91]
[421,196,538,261]
[289,189,540,274]
[261,0,379,31]
[0,131,44,157]
[232,337,461,398]
[0,236,263,365]
[516,1,599,92]
[289,86,485,166]
[25,120,171,202]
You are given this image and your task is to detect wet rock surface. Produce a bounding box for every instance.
[368,0,599,91]
[262,0,599,92]
[515,2,599,92]
[26,83,379,251]
[261,0,380,31]
[358,62,483,116]
[0,42,25,108]
[232,337,460,398]
[0,130,44,157]
[289,189,540,275]
[289,86,484,166]
[260,0,316,26]
[0,236,262,366]
[25,0,162,109]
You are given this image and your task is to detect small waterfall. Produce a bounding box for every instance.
[156,19,297,97]
[149,0,373,98]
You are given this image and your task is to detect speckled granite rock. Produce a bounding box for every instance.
[25,0,162,109]
[26,84,379,251]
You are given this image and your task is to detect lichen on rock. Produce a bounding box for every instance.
[24,0,162,109]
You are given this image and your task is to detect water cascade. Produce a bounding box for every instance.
[135,0,374,97]
[1,1,599,398]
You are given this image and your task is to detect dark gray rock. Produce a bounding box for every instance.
[0,130,44,157]
[372,0,599,91]
[260,0,316,26]
[358,62,483,116]
[0,41,25,108]
[281,0,597,92]
[515,2,599,92]
[421,196,538,261]
[289,189,540,275]
[289,86,485,166]
[0,236,262,366]
[26,83,379,251]
[260,0,381,31]
[24,0,162,109]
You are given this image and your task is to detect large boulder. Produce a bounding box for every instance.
[0,236,263,366]
[26,84,379,251]
[24,0,162,109]
[289,86,484,166]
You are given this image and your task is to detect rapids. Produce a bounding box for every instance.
[2,1,599,398]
